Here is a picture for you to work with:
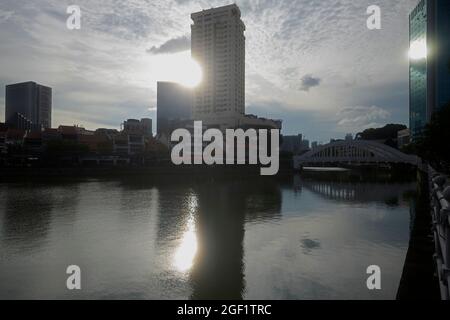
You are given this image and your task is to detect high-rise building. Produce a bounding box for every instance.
[301,139,310,151]
[281,134,303,154]
[157,81,193,136]
[122,118,153,138]
[5,81,52,131]
[409,0,450,139]
[191,4,246,127]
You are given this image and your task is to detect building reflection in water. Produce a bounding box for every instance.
[299,175,415,206]
[151,176,282,300]
[1,183,80,252]
[189,179,282,300]
[189,183,246,300]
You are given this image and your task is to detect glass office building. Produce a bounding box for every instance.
[5,81,52,131]
[409,0,450,139]
[156,82,193,136]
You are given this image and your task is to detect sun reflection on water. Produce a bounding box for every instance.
[173,194,199,272]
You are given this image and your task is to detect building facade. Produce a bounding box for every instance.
[122,118,153,138]
[409,0,450,139]
[157,82,193,136]
[281,135,303,154]
[5,81,52,131]
[191,4,246,127]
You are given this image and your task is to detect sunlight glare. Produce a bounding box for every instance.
[173,226,198,272]
[151,51,202,88]
[173,194,199,272]
[409,39,427,60]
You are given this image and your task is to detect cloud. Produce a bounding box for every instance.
[0,0,417,141]
[0,10,14,24]
[299,74,321,91]
[147,35,191,55]
[337,106,391,131]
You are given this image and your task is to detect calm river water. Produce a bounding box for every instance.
[0,172,418,299]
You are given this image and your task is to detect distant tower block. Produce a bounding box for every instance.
[5,81,52,131]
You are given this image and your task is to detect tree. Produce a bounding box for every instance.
[416,105,450,172]
[356,124,407,141]
[145,138,170,160]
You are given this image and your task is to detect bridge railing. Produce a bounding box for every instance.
[429,167,450,300]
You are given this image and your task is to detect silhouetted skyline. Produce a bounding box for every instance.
[0,0,418,142]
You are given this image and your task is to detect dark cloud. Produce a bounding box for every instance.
[147,35,191,55]
[301,238,321,249]
[299,74,321,91]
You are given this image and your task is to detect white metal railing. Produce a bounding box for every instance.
[429,166,450,300]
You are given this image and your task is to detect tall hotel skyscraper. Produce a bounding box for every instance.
[191,4,246,128]
[409,0,450,139]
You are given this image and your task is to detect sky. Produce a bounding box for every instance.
[0,0,418,143]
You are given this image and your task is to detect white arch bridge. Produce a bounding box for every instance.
[294,140,420,169]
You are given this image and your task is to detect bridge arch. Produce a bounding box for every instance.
[294,140,420,168]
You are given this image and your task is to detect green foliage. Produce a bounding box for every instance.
[356,124,407,141]
[145,138,170,159]
[400,143,418,155]
[415,105,450,172]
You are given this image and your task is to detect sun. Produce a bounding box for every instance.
[151,51,202,88]
[409,39,427,61]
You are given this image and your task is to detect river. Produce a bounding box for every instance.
[0,171,419,299]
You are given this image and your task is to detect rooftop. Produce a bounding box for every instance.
[191,3,241,19]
